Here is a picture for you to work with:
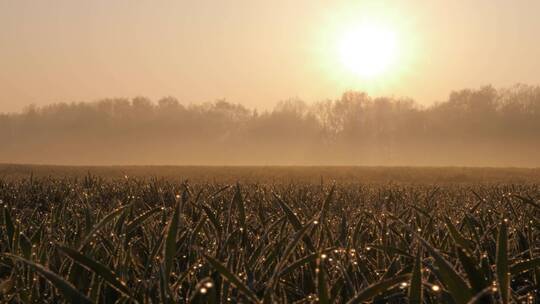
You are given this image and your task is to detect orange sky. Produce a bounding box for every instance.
[1,0,539,112]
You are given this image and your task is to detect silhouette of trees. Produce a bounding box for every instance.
[1,84,539,166]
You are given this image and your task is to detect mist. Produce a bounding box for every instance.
[1,84,539,167]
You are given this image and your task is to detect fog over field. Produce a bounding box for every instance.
[1,85,540,167]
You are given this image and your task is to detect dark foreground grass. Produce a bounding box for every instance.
[0,175,539,303]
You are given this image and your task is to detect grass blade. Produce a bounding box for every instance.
[496,221,509,304]
[274,193,315,252]
[346,274,411,304]
[201,203,222,238]
[317,257,329,304]
[125,207,162,234]
[163,202,180,283]
[319,185,335,224]
[57,245,137,302]
[278,247,336,278]
[415,232,473,304]
[275,222,314,275]
[4,253,92,304]
[408,252,423,304]
[79,203,130,250]
[510,257,540,275]
[455,246,489,296]
[233,183,246,229]
[3,207,15,251]
[203,254,260,304]
[445,217,474,254]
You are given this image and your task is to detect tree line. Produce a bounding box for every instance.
[1,84,539,166]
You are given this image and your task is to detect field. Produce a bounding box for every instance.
[1,166,540,303]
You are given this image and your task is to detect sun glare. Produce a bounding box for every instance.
[338,23,398,78]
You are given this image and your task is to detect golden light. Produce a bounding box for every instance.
[338,23,398,78]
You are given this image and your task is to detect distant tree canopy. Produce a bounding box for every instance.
[1,84,540,166]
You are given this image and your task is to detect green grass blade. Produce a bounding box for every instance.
[496,221,509,304]
[445,217,474,254]
[278,247,336,278]
[510,257,540,275]
[79,203,130,250]
[203,254,260,304]
[514,195,540,210]
[276,221,313,269]
[57,245,137,302]
[455,246,489,295]
[319,185,335,224]
[317,257,329,304]
[273,193,302,230]
[416,233,473,304]
[3,207,15,251]
[274,192,315,252]
[5,253,92,304]
[233,183,246,229]
[125,207,162,234]
[408,253,423,304]
[163,202,180,283]
[201,203,222,238]
[346,274,411,304]
[19,233,32,259]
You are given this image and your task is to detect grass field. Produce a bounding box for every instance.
[2,164,540,184]
[0,166,539,303]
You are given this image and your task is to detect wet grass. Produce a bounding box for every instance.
[0,175,539,303]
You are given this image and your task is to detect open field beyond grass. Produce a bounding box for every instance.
[1,164,540,184]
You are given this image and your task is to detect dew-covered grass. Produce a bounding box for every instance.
[0,175,539,303]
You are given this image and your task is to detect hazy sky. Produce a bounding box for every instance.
[1,0,539,113]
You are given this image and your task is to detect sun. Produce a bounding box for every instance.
[338,23,398,78]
